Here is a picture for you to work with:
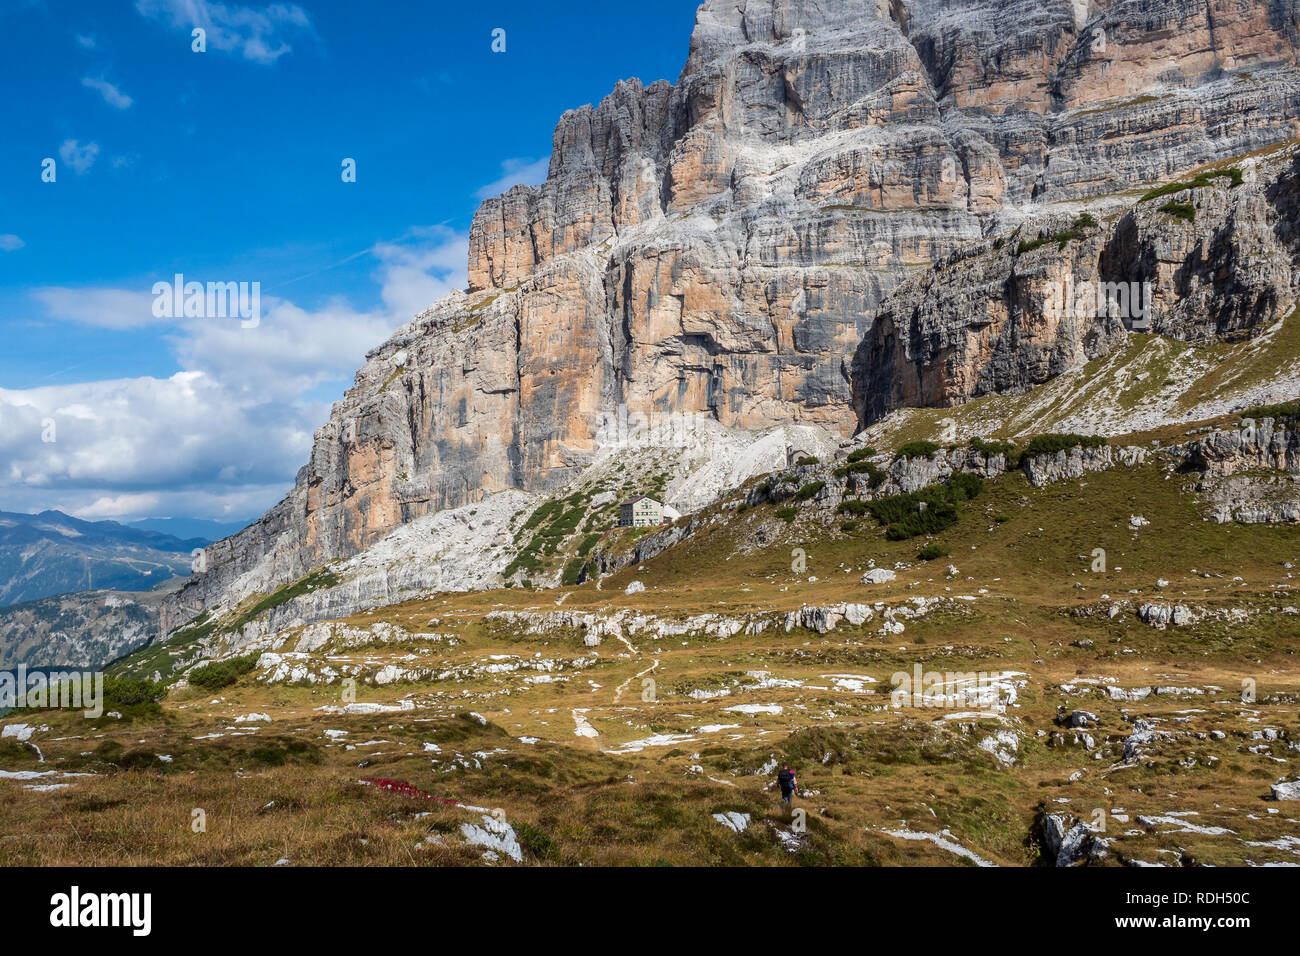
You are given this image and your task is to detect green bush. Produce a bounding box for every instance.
[1022,433,1107,457]
[555,506,586,532]
[102,676,166,712]
[793,480,826,502]
[103,676,164,706]
[1017,213,1099,254]
[1159,200,1195,222]
[561,559,586,587]
[187,653,260,691]
[503,547,542,580]
[847,446,877,463]
[775,507,798,523]
[895,440,940,460]
[947,471,984,502]
[969,437,1015,457]
[795,456,820,467]
[840,520,858,533]
[506,490,603,579]
[866,472,986,540]
[870,489,960,540]
[536,506,584,539]
[521,500,562,531]
[837,499,870,517]
[917,544,949,561]
[834,460,886,487]
[1140,167,1242,203]
[1241,399,1300,421]
[970,437,1021,468]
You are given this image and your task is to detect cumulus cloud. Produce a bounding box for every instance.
[7,229,469,522]
[0,371,316,491]
[0,371,323,522]
[135,0,317,65]
[371,229,469,319]
[171,296,399,402]
[474,157,551,200]
[58,139,99,175]
[0,235,23,252]
[31,287,160,330]
[76,494,162,519]
[82,76,134,109]
[173,229,467,401]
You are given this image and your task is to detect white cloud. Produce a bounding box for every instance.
[474,157,550,200]
[172,229,467,401]
[0,370,324,526]
[31,287,160,330]
[58,139,99,175]
[76,493,162,519]
[82,76,134,110]
[135,0,317,65]
[56,486,288,524]
[0,235,23,252]
[371,229,468,319]
[9,228,469,522]
[0,371,316,493]
[75,34,97,49]
[171,296,398,402]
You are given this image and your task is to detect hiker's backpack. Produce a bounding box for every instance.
[777,769,794,789]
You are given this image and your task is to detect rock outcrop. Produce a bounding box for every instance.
[854,148,1300,426]
[167,0,1300,634]
[1022,444,1146,487]
[1039,811,1109,866]
[1187,416,1300,474]
[1186,415,1300,522]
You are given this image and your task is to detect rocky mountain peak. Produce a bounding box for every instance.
[163,0,1300,636]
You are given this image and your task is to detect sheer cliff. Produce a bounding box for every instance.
[854,147,1300,425]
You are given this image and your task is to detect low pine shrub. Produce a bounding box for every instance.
[895,440,940,460]
[1022,433,1107,457]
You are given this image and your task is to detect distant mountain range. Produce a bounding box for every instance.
[0,510,210,607]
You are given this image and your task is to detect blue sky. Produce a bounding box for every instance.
[0,0,701,524]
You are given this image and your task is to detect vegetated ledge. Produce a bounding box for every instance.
[112,566,341,682]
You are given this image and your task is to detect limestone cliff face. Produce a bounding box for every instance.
[853,148,1300,424]
[165,0,1300,633]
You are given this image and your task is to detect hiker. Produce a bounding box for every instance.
[776,763,797,807]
